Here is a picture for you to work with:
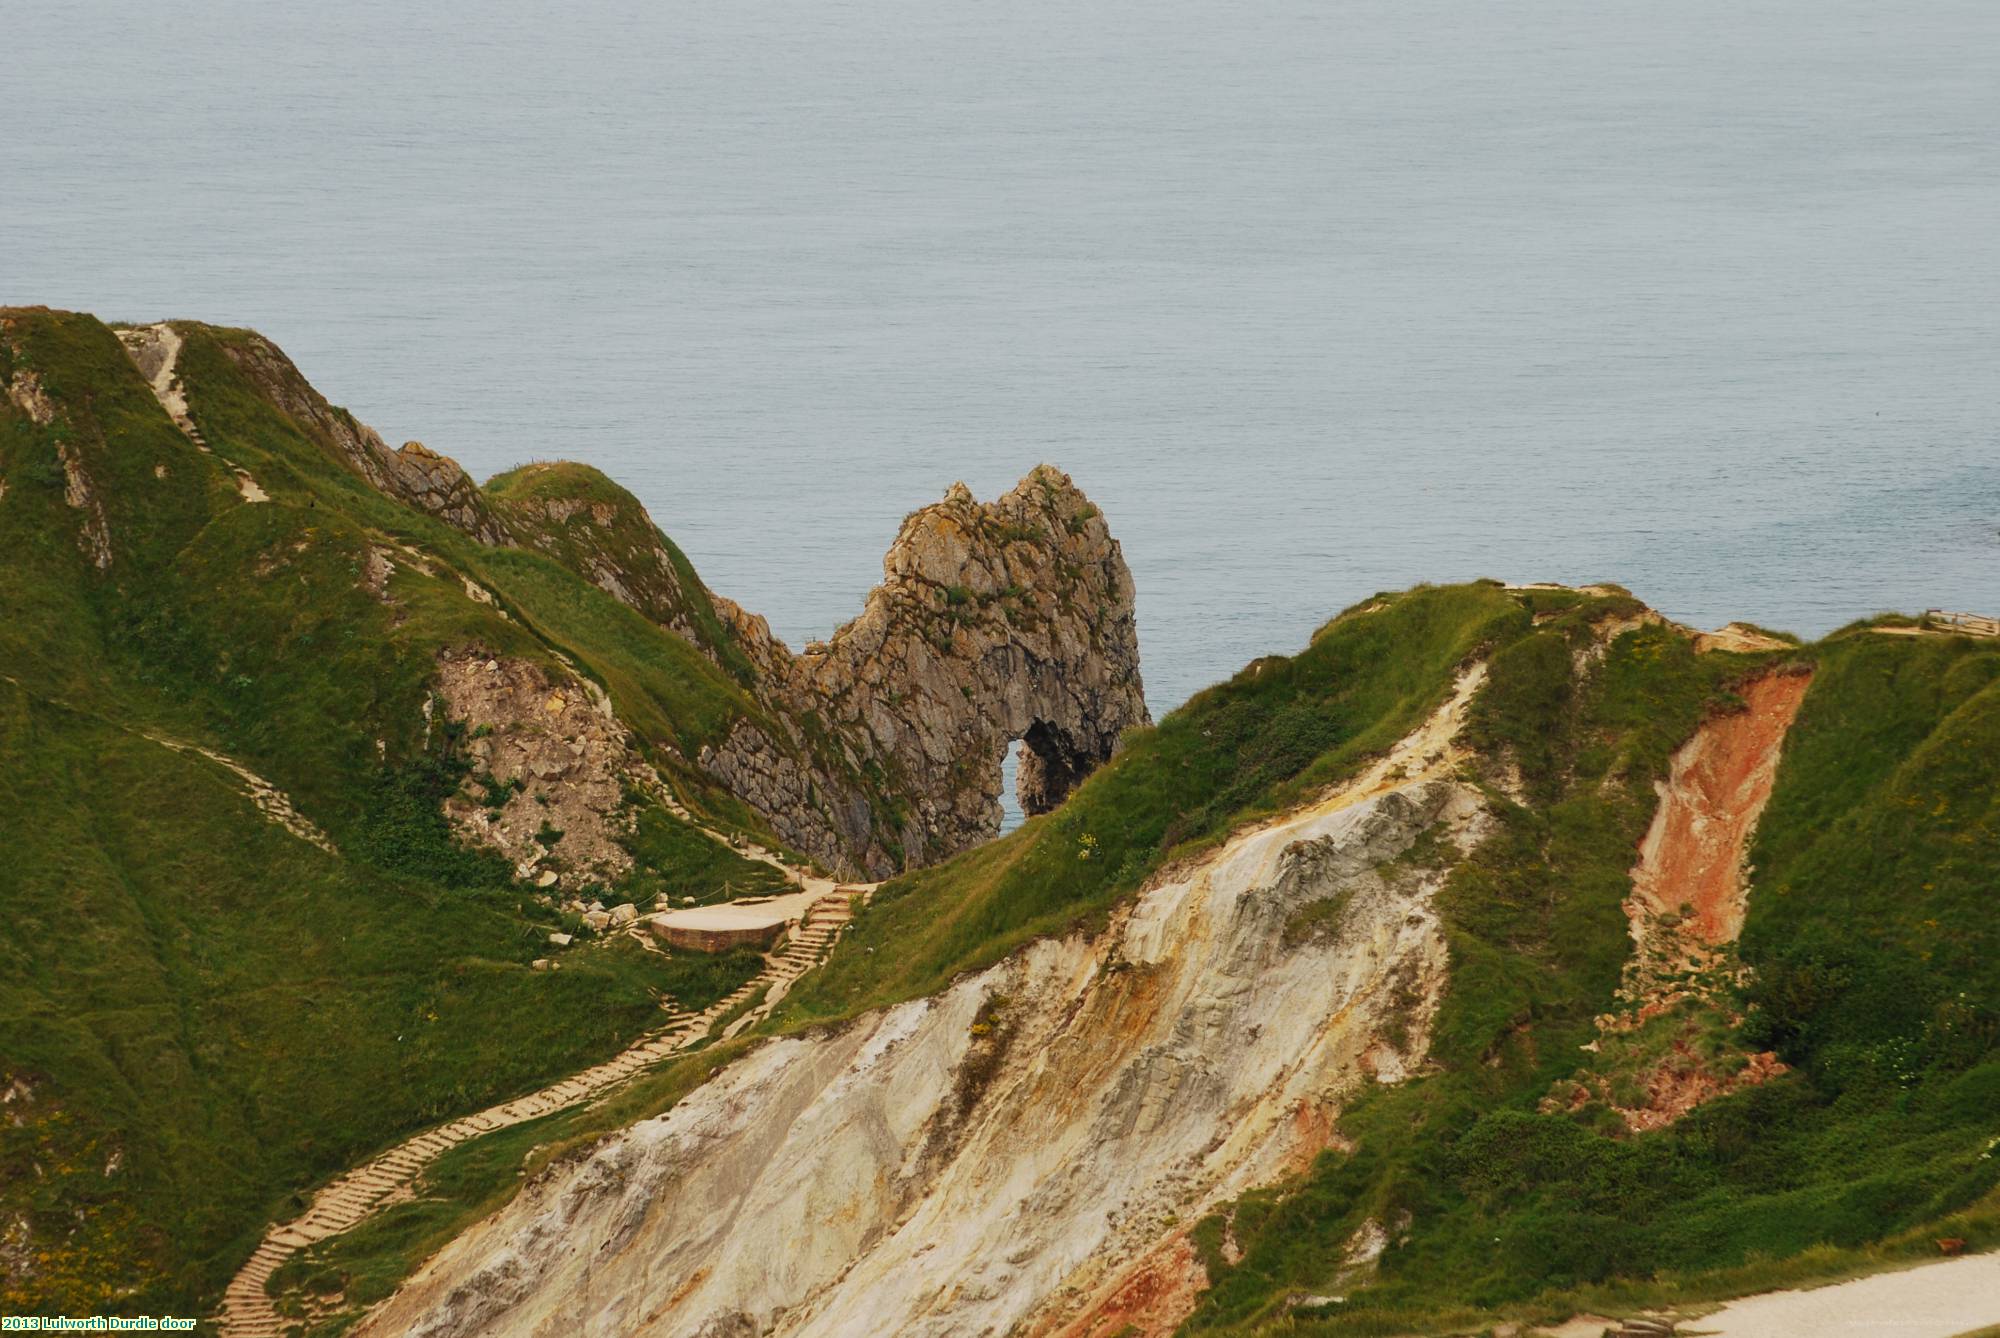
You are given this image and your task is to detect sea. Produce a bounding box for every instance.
[6,0,1996,729]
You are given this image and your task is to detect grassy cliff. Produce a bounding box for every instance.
[776,583,1999,1333]
[0,310,794,1312]
[1178,611,2000,1334]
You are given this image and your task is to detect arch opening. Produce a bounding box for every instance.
[999,739,1026,834]
[1015,719,1096,818]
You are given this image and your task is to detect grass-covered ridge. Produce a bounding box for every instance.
[0,309,799,1313]
[244,582,1537,1327]
[221,584,2000,1334]
[484,461,759,686]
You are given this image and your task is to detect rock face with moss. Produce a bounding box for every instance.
[433,649,646,888]
[703,468,1149,874]
[455,456,1152,879]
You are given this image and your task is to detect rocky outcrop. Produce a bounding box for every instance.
[698,717,891,873]
[380,441,511,543]
[360,672,1487,1338]
[211,331,514,545]
[705,466,1150,874]
[55,441,114,570]
[432,651,645,888]
[3,365,57,428]
[478,463,1149,878]
[709,593,793,682]
[2,336,113,570]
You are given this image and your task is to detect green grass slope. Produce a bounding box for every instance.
[260,581,1533,1326]
[484,461,760,685]
[0,310,795,1313]
[172,324,892,857]
[8,308,1996,1329]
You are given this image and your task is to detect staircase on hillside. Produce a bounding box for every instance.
[216,886,869,1337]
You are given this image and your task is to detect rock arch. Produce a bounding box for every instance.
[701,466,1150,875]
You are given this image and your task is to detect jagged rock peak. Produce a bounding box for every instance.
[706,465,1150,873]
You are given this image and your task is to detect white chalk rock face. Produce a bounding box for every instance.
[365,682,1489,1338]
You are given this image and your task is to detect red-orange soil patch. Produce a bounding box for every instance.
[1572,669,1814,1131]
[1619,1045,1787,1132]
[1046,1233,1209,1338]
[1627,670,1812,966]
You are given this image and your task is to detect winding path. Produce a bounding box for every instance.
[217,820,871,1338]
[115,321,270,502]
[0,673,335,856]
[141,731,337,855]
[112,314,872,1334]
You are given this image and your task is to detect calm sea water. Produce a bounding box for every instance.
[6,0,1996,722]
